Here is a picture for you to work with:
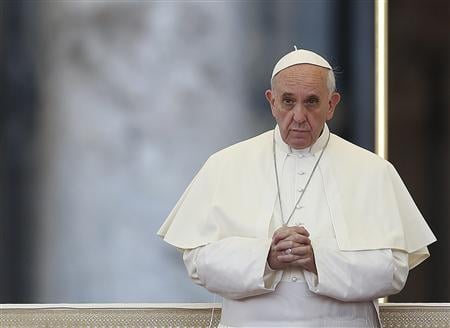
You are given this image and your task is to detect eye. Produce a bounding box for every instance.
[305,97,319,106]
[282,98,295,106]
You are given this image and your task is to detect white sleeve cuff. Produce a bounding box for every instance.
[263,262,283,290]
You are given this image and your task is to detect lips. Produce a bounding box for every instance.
[290,129,310,133]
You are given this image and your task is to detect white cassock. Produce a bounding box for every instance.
[158,124,436,328]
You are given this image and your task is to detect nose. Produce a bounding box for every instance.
[292,104,306,123]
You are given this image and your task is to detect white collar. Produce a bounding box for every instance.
[274,123,330,156]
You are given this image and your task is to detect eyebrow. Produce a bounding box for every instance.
[281,92,296,97]
[280,92,321,99]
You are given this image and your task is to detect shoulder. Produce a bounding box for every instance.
[208,130,273,162]
[329,133,392,171]
[195,130,273,179]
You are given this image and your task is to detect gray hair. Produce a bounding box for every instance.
[271,67,337,95]
[327,69,336,94]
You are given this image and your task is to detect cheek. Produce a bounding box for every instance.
[274,111,292,137]
[273,109,284,122]
[278,110,294,124]
[312,109,328,125]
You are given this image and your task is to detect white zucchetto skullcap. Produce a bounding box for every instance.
[271,48,332,80]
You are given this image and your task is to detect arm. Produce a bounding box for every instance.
[183,236,283,300]
[271,227,409,302]
[303,238,409,302]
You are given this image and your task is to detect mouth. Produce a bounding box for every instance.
[290,129,310,133]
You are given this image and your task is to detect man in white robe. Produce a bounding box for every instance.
[158,49,436,327]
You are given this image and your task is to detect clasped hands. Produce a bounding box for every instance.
[267,225,317,274]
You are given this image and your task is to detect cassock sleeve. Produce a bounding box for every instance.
[303,238,409,302]
[183,237,284,300]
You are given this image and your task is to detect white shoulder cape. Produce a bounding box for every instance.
[158,130,436,269]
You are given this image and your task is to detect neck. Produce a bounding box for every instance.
[275,124,330,155]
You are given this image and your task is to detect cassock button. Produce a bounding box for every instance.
[297,171,305,175]
[291,277,298,282]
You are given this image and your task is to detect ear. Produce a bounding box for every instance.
[326,92,340,120]
[265,89,276,116]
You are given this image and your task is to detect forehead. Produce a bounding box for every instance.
[272,64,329,95]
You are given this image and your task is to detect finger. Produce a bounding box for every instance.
[273,240,301,252]
[272,230,293,244]
[276,245,312,259]
[272,226,311,244]
[291,226,310,237]
[277,254,302,263]
[284,234,311,245]
[273,226,308,243]
[291,245,312,257]
[291,249,315,269]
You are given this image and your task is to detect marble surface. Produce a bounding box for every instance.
[1,303,449,328]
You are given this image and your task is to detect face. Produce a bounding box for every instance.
[265,64,340,149]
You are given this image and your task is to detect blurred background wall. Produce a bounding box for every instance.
[0,0,447,303]
[387,0,449,302]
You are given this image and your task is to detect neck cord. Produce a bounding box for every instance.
[272,130,330,226]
